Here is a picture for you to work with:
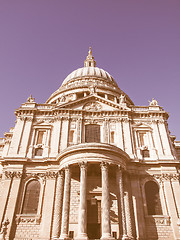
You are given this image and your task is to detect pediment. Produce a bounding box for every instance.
[55,95,130,111]
[33,119,53,126]
[133,122,152,130]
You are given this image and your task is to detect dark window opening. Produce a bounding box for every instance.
[145,181,162,215]
[69,130,74,143]
[108,95,114,101]
[69,231,74,239]
[112,232,117,239]
[98,93,105,98]
[142,149,150,158]
[35,148,43,156]
[85,124,100,143]
[77,92,84,99]
[22,180,40,214]
[110,131,115,143]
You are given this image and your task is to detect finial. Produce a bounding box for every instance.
[88,47,92,56]
[84,47,96,67]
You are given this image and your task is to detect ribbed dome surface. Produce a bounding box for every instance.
[62,66,117,86]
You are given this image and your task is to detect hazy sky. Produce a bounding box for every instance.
[0,0,180,140]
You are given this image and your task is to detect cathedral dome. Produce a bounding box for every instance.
[46,48,134,105]
[62,66,117,87]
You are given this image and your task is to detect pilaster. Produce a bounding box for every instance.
[3,170,23,239]
[50,118,62,157]
[8,118,25,156]
[39,173,56,239]
[130,173,146,240]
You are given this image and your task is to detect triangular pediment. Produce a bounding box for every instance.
[55,95,129,111]
[133,122,152,130]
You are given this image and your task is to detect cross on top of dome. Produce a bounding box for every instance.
[84,47,96,67]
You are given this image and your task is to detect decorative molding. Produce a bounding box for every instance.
[16,215,41,225]
[25,171,59,180]
[4,171,23,179]
[34,118,54,124]
[19,116,34,122]
[153,173,179,182]
[121,118,129,123]
[145,215,170,226]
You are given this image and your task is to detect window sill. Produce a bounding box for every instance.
[145,215,170,226]
[16,214,41,224]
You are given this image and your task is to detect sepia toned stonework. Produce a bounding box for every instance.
[0,48,180,240]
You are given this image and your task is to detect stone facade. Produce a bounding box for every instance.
[0,48,180,240]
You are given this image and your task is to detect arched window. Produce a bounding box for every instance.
[22,180,40,214]
[85,124,100,143]
[145,181,162,215]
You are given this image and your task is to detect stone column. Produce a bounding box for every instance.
[124,173,133,239]
[77,162,88,240]
[116,166,128,240]
[52,171,64,239]
[60,167,71,240]
[100,162,113,240]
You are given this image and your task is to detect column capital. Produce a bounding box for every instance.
[78,161,88,170]
[64,165,70,172]
[100,161,109,170]
[57,170,64,178]
[117,165,126,172]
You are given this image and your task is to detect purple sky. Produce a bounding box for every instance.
[0,1,180,140]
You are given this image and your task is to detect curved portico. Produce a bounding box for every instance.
[57,143,130,169]
[54,143,131,240]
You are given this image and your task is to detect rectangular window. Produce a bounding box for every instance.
[139,132,145,147]
[85,124,100,143]
[37,131,45,145]
[69,231,74,239]
[69,130,74,143]
[110,131,115,143]
[35,148,43,156]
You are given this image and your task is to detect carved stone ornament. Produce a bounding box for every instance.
[0,218,9,239]
[16,215,41,225]
[5,171,23,179]
[119,94,126,104]
[34,118,54,124]
[83,102,102,111]
[25,171,58,180]
[145,216,170,226]
[26,95,35,103]
[149,98,158,106]
[89,85,97,95]
[153,173,179,182]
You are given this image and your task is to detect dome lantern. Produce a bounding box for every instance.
[84,47,96,67]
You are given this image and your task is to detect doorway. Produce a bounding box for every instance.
[87,199,101,239]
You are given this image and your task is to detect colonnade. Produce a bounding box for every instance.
[51,162,132,240]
